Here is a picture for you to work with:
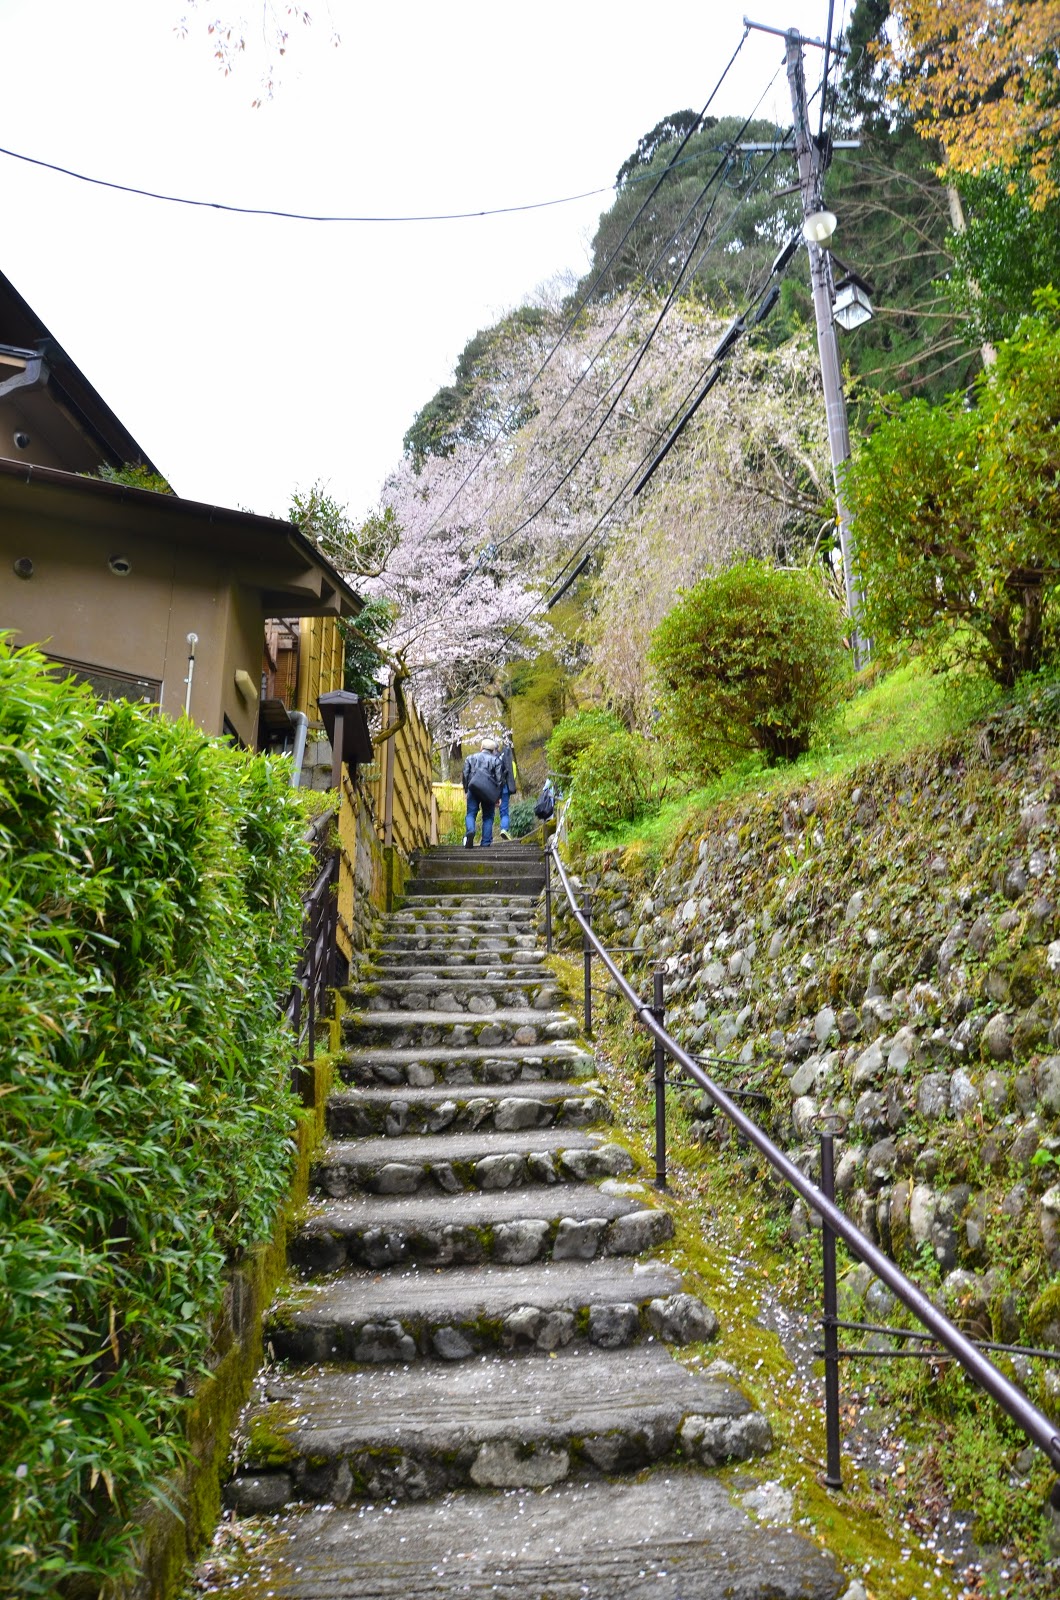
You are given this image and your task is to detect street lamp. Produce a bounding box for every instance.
[833,273,874,333]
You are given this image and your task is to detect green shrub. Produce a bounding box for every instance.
[546,708,624,778]
[0,637,311,1595]
[649,559,848,774]
[844,299,1060,685]
[507,797,540,838]
[568,729,672,833]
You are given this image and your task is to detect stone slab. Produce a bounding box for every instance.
[239,1345,749,1470]
[214,1471,843,1599]
[329,1081,601,1112]
[341,1041,590,1071]
[318,1127,608,1167]
[296,1183,652,1235]
[346,1008,574,1029]
[267,1257,684,1355]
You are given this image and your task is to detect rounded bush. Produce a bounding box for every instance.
[546,708,623,779]
[507,797,540,838]
[649,559,848,773]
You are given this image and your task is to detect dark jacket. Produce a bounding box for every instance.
[500,745,517,794]
[462,749,504,800]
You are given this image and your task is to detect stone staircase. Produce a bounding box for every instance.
[210,845,843,1598]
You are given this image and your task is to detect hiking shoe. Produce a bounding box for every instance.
[500,829,511,840]
[463,833,474,848]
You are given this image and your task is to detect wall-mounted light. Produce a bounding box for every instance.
[108,554,132,576]
[13,556,33,579]
[13,430,30,450]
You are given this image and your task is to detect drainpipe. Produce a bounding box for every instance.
[289,710,309,787]
[184,633,198,718]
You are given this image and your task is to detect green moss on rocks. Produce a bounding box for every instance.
[1026,1281,1060,1348]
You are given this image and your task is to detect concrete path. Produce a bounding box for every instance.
[206,844,843,1598]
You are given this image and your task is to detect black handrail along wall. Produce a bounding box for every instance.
[545,839,1060,1492]
[284,810,340,1097]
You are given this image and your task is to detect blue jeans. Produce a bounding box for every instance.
[465,792,496,845]
[499,787,511,831]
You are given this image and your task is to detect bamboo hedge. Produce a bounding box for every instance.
[0,637,312,1595]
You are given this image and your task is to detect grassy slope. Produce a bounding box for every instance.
[582,658,1002,863]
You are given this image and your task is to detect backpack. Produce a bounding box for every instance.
[533,778,556,820]
[467,751,503,804]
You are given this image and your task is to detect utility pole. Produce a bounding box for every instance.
[783,26,863,656]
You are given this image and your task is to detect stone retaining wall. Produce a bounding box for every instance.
[555,714,1060,1369]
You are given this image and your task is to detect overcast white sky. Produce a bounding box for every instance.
[0,0,839,523]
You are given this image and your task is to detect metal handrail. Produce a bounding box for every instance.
[284,813,340,1094]
[545,839,1060,1482]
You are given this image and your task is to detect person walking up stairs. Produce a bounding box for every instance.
[207,845,843,1598]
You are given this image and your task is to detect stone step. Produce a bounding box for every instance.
[326,1081,608,1139]
[341,1043,592,1094]
[345,975,561,1013]
[404,876,545,897]
[385,902,538,924]
[227,1345,767,1511]
[422,844,545,859]
[339,1040,595,1088]
[341,1008,578,1051]
[264,1259,716,1365]
[379,929,540,954]
[367,949,549,977]
[290,1184,673,1274]
[412,854,544,874]
[217,1471,843,1598]
[396,891,540,908]
[311,1130,636,1199]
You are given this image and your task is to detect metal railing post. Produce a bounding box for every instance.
[543,835,1060,1476]
[820,1127,843,1491]
[582,889,593,1040]
[307,890,318,1064]
[652,968,667,1191]
[544,841,553,953]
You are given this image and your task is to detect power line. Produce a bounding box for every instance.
[395,146,740,658]
[0,139,716,224]
[397,72,789,657]
[441,209,803,725]
[408,27,752,545]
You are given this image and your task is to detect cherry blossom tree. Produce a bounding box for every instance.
[175,2,339,102]
[364,290,830,744]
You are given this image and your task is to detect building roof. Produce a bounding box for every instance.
[0,268,160,475]
[0,456,362,619]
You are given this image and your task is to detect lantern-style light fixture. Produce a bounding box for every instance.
[833,271,874,333]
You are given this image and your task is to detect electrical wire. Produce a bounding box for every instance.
[0,138,720,224]
[473,119,796,540]
[396,71,787,658]
[393,148,739,658]
[451,131,793,590]
[408,27,752,545]
[440,196,804,726]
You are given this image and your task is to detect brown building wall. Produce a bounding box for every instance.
[1,512,251,738]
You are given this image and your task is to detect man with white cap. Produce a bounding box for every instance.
[461,737,505,848]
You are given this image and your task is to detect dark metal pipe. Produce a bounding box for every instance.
[582,889,593,1039]
[545,841,1060,1472]
[820,1129,842,1490]
[544,841,553,953]
[833,1321,1060,1363]
[653,968,667,1191]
